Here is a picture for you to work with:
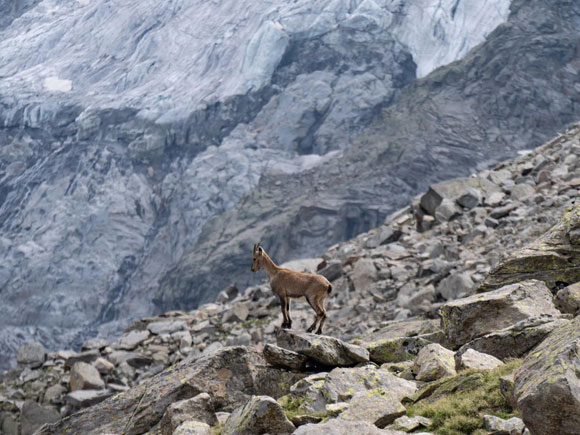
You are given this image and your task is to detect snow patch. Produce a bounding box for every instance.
[43,76,72,92]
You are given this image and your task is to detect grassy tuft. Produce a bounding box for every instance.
[406,359,522,434]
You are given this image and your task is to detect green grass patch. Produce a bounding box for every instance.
[279,394,329,421]
[406,359,522,435]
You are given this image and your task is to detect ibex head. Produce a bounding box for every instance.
[251,242,264,272]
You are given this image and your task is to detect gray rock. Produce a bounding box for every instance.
[147,320,187,335]
[483,415,525,435]
[321,365,416,404]
[293,419,393,434]
[454,348,503,371]
[81,338,109,351]
[351,258,379,292]
[222,396,295,435]
[20,400,60,435]
[115,330,150,350]
[340,388,406,428]
[489,203,519,219]
[412,344,456,381]
[437,272,474,300]
[276,329,369,366]
[263,344,308,370]
[555,283,580,315]
[64,350,100,368]
[17,342,45,368]
[93,357,115,374]
[456,188,482,209]
[390,415,432,432]
[457,317,569,360]
[420,178,499,216]
[440,280,560,349]
[1,413,19,435]
[514,316,580,435]
[70,362,105,391]
[44,384,67,405]
[510,184,536,202]
[160,393,217,435]
[172,421,212,435]
[222,303,250,323]
[434,198,461,222]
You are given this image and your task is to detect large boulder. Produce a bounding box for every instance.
[457,316,569,360]
[17,342,45,368]
[263,344,308,370]
[412,344,456,382]
[160,393,217,435]
[222,396,295,435]
[419,177,499,216]
[321,365,416,404]
[20,401,59,435]
[481,204,580,291]
[37,347,302,434]
[440,280,560,349]
[514,317,580,435]
[70,362,105,391]
[339,388,406,428]
[455,349,503,371]
[555,283,580,315]
[276,330,369,366]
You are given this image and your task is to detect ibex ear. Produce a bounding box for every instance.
[258,246,263,255]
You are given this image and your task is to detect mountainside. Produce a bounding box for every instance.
[0,0,517,369]
[2,124,580,435]
[159,0,580,312]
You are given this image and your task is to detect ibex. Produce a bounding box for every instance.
[251,243,332,334]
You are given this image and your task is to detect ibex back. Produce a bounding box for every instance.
[250,243,332,334]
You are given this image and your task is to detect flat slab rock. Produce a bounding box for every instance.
[276,329,369,366]
[339,388,406,428]
[439,279,560,349]
[293,419,405,434]
[457,316,569,360]
[263,343,308,370]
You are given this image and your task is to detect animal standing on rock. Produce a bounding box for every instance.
[250,243,333,334]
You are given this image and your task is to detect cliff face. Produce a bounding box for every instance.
[3,0,577,370]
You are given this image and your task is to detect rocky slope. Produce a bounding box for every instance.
[0,0,518,369]
[2,124,580,434]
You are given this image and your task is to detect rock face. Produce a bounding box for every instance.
[3,0,580,370]
[440,280,560,349]
[482,204,580,291]
[514,317,580,435]
[222,396,295,435]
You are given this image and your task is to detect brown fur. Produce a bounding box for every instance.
[251,243,332,334]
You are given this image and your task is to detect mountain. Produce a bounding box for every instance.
[1,0,578,370]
